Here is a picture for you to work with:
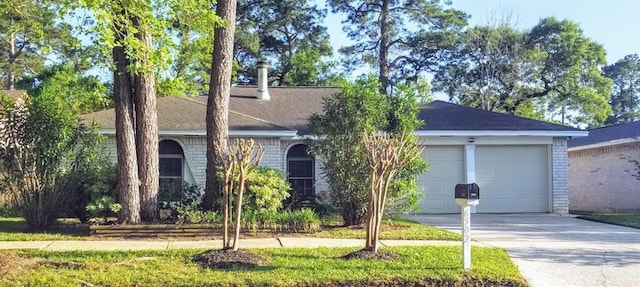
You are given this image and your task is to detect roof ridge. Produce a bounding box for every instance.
[228,110,296,131]
[231,85,340,89]
[589,120,640,131]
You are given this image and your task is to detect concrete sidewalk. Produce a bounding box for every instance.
[0,237,461,251]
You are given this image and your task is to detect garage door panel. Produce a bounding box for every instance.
[476,146,549,213]
[418,146,464,213]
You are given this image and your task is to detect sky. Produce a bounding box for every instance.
[320,0,640,65]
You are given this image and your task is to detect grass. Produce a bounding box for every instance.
[1,216,461,241]
[315,216,461,240]
[575,213,640,229]
[0,246,526,286]
[0,218,85,241]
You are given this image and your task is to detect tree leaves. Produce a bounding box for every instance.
[434,17,612,127]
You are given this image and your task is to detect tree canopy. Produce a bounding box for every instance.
[330,0,467,93]
[1,0,81,90]
[433,17,612,127]
[235,0,333,86]
[603,54,640,125]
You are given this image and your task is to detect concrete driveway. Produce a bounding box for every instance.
[406,214,640,287]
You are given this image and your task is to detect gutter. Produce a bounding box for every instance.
[413,130,589,137]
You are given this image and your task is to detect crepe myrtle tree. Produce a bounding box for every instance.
[217,138,265,250]
[361,131,422,252]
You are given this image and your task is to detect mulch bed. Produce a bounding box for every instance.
[193,248,267,269]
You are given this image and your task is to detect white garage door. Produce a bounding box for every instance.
[475,145,549,213]
[418,146,464,213]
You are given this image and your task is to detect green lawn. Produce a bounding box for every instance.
[315,217,461,240]
[0,246,526,286]
[0,218,84,241]
[0,217,461,241]
[576,213,640,229]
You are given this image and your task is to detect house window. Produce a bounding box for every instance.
[286,144,314,204]
[159,140,184,202]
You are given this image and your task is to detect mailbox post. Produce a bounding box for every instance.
[454,183,479,270]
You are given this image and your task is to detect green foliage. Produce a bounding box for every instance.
[18,64,111,113]
[434,18,612,127]
[244,167,291,213]
[0,0,82,89]
[157,0,223,97]
[85,195,121,220]
[241,208,321,232]
[0,206,14,217]
[175,202,220,224]
[0,93,107,231]
[71,161,119,223]
[234,0,334,85]
[159,182,207,222]
[603,54,640,125]
[329,0,468,92]
[308,75,428,226]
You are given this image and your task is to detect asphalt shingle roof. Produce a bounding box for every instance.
[0,90,27,100]
[419,100,582,132]
[568,121,640,148]
[83,86,339,133]
[83,87,582,135]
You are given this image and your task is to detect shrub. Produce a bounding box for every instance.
[307,76,428,226]
[0,93,107,231]
[176,202,220,224]
[69,162,119,223]
[160,182,206,223]
[241,208,320,232]
[86,195,121,222]
[244,167,291,212]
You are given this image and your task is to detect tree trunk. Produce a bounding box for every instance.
[132,16,160,222]
[232,173,246,251]
[6,32,16,90]
[222,170,232,248]
[378,0,390,94]
[113,11,140,224]
[205,0,237,210]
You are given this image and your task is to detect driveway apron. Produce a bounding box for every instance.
[406,214,640,287]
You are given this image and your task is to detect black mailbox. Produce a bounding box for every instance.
[455,183,480,200]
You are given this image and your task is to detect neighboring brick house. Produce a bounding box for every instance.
[83,66,586,214]
[568,121,640,213]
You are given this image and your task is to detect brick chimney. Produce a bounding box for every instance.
[256,61,270,100]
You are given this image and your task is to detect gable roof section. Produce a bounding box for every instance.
[416,101,586,137]
[568,121,640,149]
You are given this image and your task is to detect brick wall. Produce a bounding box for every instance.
[552,137,569,214]
[568,141,640,213]
[104,135,288,190]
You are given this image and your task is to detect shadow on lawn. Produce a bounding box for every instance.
[0,218,89,236]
